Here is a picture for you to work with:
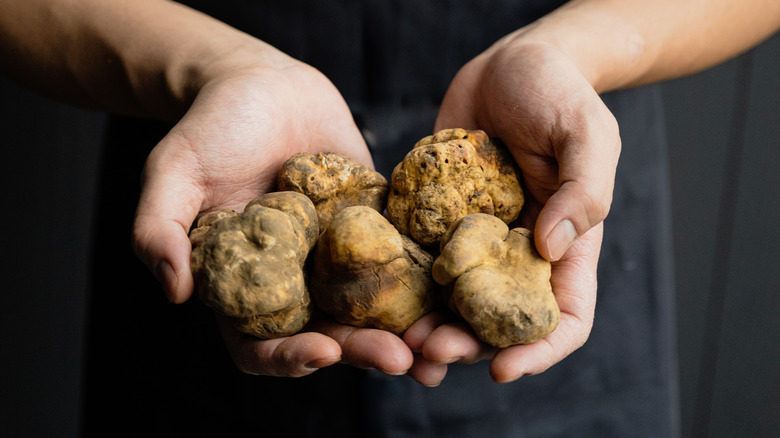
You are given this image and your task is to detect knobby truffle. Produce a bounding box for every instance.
[388,128,524,246]
[278,152,388,234]
[190,191,319,339]
[432,213,559,348]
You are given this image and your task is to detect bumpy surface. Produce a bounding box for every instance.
[310,206,436,335]
[278,152,388,234]
[190,192,319,339]
[388,128,524,246]
[432,213,558,347]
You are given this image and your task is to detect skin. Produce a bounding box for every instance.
[1,0,779,385]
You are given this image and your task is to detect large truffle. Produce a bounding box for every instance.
[432,213,559,348]
[387,128,524,246]
[309,206,437,335]
[278,152,388,234]
[190,191,319,339]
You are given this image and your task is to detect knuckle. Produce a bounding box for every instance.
[581,185,612,227]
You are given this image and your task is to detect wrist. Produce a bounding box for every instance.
[501,0,780,93]
[182,36,295,102]
[500,8,647,94]
[68,0,296,122]
[147,15,296,121]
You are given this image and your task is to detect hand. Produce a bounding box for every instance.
[405,38,618,385]
[131,55,413,377]
[405,224,600,385]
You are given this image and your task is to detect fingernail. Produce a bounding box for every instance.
[358,366,407,376]
[305,356,341,370]
[155,260,178,302]
[443,356,462,365]
[547,219,577,261]
[495,374,521,384]
[494,371,526,384]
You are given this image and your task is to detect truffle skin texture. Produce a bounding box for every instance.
[245,191,319,250]
[190,192,319,339]
[387,128,524,247]
[310,206,436,335]
[432,213,558,348]
[278,152,389,234]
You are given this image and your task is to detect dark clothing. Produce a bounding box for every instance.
[80,2,679,437]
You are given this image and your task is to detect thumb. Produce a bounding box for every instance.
[132,147,203,304]
[533,126,620,262]
[534,180,611,262]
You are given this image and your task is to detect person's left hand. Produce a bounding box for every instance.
[403,35,616,385]
[404,224,601,385]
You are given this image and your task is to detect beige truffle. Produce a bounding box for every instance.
[309,206,437,335]
[278,152,388,234]
[388,128,524,247]
[432,213,558,348]
[190,191,319,339]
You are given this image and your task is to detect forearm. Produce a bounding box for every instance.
[514,0,780,92]
[0,0,287,121]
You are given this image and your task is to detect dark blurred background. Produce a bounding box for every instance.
[1,31,778,438]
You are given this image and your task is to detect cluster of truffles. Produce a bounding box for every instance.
[189,129,559,348]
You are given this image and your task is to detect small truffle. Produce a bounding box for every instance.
[278,152,388,234]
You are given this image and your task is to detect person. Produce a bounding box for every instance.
[1,0,778,436]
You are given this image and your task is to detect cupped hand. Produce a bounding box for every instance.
[217,311,413,377]
[405,223,601,385]
[131,56,413,377]
[405,38,618,385]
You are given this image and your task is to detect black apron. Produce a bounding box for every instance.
[80,2,679,436]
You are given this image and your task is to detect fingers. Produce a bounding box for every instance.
[402,310,451,352]
[403,311,497,387]
[418,321,497,365]
[217,311,414,379]
[403,312,453,386]
[406,355,449,387]
[216,314,342,377]
[306,315,414,375]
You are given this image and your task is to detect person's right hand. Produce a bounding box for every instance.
[131,51,415,378]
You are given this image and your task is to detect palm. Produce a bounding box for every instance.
[133,62,413,378]
[148,64,371,215]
